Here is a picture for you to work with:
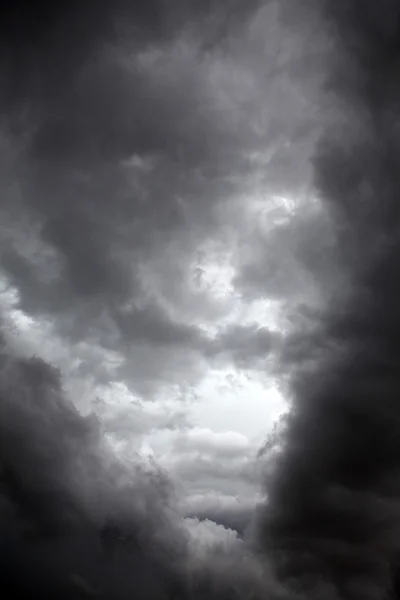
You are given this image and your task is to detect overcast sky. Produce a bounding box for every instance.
[3,1,400,599]
[0,0,339,529]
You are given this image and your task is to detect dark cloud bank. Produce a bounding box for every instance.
[1,1,400,599]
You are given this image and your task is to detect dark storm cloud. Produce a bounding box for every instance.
[0,0,325,402]
[1,0,263,113]
[0,1,300,598]
[0,47,234,393]
[0,0,325,310]
[259,2,400,600]
[5,0,399,599]
[0,329,279,599]
[0,337,185,598]
[0,18,254,354]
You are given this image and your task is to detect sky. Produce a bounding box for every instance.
[0,0,331,526]
[2,1,400,599]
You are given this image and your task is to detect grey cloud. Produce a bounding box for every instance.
[0,334,183,593]
[208,324,279,369]
[0,3,318,402]
[94,396,189,444]
[183,496,258,538]
[2,0,387,599]
[160,429,263,521]
[170,454,259,493]
[114,303,204,348]
[173,428,251,459]
[0,328,278,599]
[233,199,342,307]
[0,0,322,327]
[258,2,400,600]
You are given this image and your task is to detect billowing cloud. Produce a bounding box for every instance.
[3,0,399,599]
[258,2,400,600]
[0,0,323,415]
[0,331,275,598]
[0,1,319,597]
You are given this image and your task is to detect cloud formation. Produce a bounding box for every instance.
[0,1,317,598]
[3,0,400,599]
[258,2,400,600]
